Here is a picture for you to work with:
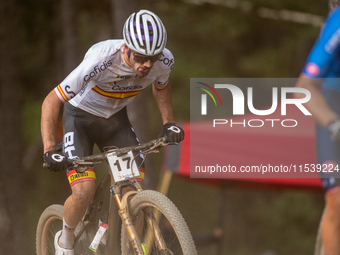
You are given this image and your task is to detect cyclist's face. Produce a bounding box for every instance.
[125,46,159,77]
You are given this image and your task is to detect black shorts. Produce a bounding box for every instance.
[62,103,144,169]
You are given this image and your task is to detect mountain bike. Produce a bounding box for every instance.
[36,137,197,255]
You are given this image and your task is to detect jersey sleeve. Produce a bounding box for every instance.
[154,49,174,89]
[54,50,114,103]
[302,8,340,78]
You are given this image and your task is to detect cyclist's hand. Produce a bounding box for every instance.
[158,122,185,143]
[328,119,340,143]
[43,149,69,172]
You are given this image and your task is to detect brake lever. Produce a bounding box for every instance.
[69,160,95,173]
[71,160,95,168]
[166,142,178,146]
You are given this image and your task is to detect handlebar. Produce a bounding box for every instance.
[69,137,169,168]
[43,137,172,170]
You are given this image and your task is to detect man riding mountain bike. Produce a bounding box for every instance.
[41,9,184,255]
[295,1,340,254]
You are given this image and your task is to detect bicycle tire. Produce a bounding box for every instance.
[121,190,197,255]
[36,204,92,255]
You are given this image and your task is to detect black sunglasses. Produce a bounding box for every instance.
[132,52,161,64]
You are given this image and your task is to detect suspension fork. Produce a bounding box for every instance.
[110,184,144,255]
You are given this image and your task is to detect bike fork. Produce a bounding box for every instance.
[111,185,144,255]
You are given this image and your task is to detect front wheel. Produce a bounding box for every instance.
[121,190,197,255]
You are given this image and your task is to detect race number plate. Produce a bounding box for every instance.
[106,151,140,182]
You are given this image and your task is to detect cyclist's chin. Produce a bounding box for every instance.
[136,67,151,77]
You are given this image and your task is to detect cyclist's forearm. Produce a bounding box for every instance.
[152,81,175,124]
[41,90,63,153]
[295,74,339,127]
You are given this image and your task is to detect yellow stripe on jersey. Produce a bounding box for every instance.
[92,85,142,99]
[57,84,69,102]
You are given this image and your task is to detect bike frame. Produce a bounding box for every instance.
[70,168,132,254]
[71,150,166,254]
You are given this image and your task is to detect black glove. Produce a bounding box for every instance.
[328,119,340,143]
[158,122,185,143]
[43,149,69,172]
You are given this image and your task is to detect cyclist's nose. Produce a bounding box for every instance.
[143,59,153,68]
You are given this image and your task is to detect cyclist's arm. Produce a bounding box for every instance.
[41,90,64,153]
[152,80,175,124]
[294,9,340,128]
[294,74,339,127]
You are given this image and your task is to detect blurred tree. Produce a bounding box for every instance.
[111,0,138,38]
[22,0,80,173]
[60,0,80,75]
[0,0,28,254]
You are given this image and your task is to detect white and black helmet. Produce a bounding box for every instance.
[123,10,167,56]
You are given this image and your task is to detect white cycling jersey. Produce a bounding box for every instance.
[54,39,174,118]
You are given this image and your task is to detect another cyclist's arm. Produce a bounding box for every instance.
[295,74,339,127]
[152,80,175,124]
[41,90,64,153]
[295,8,340,128]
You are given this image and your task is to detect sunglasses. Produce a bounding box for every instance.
[132,52,161,64]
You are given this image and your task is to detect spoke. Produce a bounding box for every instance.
[140,208,183,255]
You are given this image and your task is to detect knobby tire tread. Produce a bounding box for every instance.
[121,190,197,255]
[36,204,64,255]
[36,204,92,255]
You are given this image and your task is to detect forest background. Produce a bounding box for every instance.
[0,0,330,254]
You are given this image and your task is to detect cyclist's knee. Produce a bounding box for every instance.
[71,181,96,207]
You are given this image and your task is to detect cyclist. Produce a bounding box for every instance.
[41,9,184,255]
[295,1,340,254]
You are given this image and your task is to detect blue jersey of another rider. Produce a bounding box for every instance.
[302,6,340,88]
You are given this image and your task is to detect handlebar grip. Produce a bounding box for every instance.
[159,136,179,146]
[67,159,74,166]
[43,158,73,170]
